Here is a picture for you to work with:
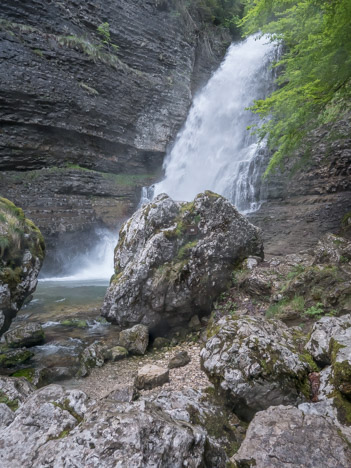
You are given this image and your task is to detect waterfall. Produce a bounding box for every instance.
[40,228,117,282]
[41,35,276,282]
[151,35,277,212]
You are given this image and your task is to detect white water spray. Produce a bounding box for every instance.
[152,35,277,212]
[40,228,117,282]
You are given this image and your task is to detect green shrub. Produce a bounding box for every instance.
[304,303,325,318]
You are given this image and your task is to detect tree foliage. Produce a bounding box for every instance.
[190,0,245,36]
[240,0,351,173]
[97,22,119,53]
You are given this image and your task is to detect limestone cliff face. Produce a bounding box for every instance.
[249,116,351,255]
[0,0,230,262]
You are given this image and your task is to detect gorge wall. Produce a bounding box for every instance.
[0,0,230,268]
[249,116,351,256]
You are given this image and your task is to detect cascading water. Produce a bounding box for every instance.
[40,228,117,282]
[150,35,277,213]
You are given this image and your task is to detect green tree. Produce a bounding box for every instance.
[97,22,119,53]
[241,0,351,174]
[189,0,244,36]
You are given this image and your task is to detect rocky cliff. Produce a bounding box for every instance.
[0,198,45,336]
[249,116,351,256]
[0,0,230,267]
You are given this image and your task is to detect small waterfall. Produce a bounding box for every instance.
[148,35,277,212]
[40,228,117,282]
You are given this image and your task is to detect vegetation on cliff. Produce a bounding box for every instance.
[189,0,244,34]
[0,197,45,336]
[0,198,44,269]
[241,0,351,173]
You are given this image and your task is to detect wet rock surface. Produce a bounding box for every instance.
[102,191,263,332]
[0,347,34,369]
[0,198,45,337]
[3,322,45,348]
[233,405,351,468]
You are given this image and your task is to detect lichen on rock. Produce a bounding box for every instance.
[201,315,312,420]
[102,191,263,334]
[232,405,351,468]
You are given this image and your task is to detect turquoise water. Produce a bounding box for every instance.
[10,279,120,379]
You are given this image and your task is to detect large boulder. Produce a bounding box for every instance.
[147,387,246,465]
[201,315,312,420]
[0,384,94,467]
[232,405,351,468]
[303,314,351,427]
[0,383,227,467]
[0,198,45,337]
[102,191,263,333]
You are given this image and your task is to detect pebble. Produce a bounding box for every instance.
[78,342,210,400]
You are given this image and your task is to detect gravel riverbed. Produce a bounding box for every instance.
[77,342,211,400]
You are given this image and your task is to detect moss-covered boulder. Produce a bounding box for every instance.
[102,191,263,334]
[201,315,313,420]
[0,347,34,368]
[0,376,35,412]
[304,314,351,427]
[0,198,45,336]
[4,323,45,348]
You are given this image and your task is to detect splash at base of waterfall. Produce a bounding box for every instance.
[40,228,117,283]
[144,35,277,213]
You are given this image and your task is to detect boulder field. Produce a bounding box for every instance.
[1,189,351,466]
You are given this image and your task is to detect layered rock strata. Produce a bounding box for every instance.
[249,117,351,255]
[0,0,230,263]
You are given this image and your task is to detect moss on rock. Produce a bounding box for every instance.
[0,390,19,411]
